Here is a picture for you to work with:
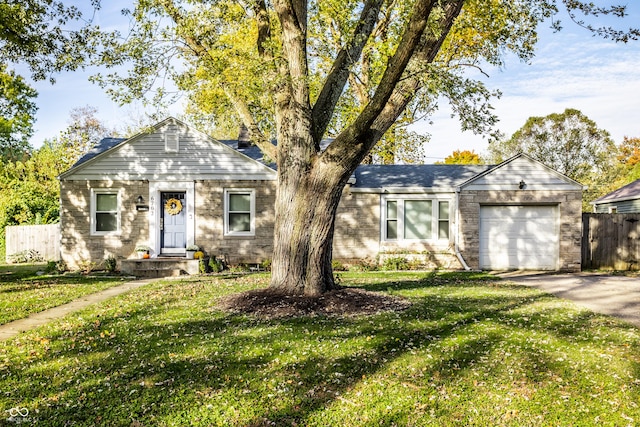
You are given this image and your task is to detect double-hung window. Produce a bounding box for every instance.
[383,197,450,241]
[224,189,255,236]
[91,189,121,235]
[438,200,450,239]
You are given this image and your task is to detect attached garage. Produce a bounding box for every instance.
[479,205,559,270]
[457,154,584,272]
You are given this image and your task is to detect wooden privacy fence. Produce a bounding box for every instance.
[582,213,640,271]
[5,224,61,262]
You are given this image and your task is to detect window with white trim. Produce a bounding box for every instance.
[438,201,450,239]
[382,196,450,241]
[91,189,121,235]
[224,189,255,236]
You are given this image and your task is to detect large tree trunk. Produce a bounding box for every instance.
[265,0,465,296]
[269,157,348,296]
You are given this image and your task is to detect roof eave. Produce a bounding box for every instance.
[592,195,640,205]
[350,186,458,194]
[459,152,583,189]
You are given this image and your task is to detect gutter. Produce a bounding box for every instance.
[454,187,471,271]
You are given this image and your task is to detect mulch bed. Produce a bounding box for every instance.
[217,287,412,320]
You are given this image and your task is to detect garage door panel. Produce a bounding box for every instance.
[479,206,559,270]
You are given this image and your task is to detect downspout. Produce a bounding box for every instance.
[454,187,471,271]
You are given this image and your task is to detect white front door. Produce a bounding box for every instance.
[479,205,559,270]
[161,192,187,254]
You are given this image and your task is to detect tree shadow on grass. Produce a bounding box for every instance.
[2,274,639,426]
[356,270,502,292]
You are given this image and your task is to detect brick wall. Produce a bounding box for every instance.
[195,180,276,265]
[60,180,150,270]
[332,191,460,268]
[61,180,581,272]
[333,191,381,262]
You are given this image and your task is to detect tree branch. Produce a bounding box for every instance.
[323,0,465,168]
[158,0,276,156]
[157,0,210,57]
[250,0,275,61]
[273,0,310,106]
[370,0,465,134]
[311,0,385,143]
[221,84,278,161]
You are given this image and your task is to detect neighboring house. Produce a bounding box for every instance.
[59,117,584,273]
[591,179,640,213]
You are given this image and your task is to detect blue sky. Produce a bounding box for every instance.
[24,2,640,163]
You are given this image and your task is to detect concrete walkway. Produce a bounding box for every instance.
[0,279,155,341]
[497,271,640,328]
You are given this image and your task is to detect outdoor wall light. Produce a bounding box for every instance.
[136,195,149,211]
[519,180,526,190]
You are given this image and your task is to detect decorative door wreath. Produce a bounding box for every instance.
[164,198,183,215]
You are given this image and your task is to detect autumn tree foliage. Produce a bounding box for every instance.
[436,149,482,165]
[618,136,640,167]
[59,106,113,164]
[614,136,640,184]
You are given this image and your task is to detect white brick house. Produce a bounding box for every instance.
[59,117,583,273]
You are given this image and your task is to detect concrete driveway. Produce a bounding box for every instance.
[497,271,640,328]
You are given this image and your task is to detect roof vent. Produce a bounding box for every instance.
[238,124,252,148]
[165,133,179,152]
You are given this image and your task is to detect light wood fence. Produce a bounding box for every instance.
[582,213,640,271]
[5,224,61,262]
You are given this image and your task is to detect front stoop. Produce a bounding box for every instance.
[121,258,200,278]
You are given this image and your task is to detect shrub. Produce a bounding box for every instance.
[199,258,208,274]
[228,263,250,273]
[104,255,117,273]
[194,251,205,260]
[381,256,409,271]
[260,259,272,271]
[8,249,44,264]
[77,260,98,274]
[45,260,65,274]
[350,258,378,272]
[332,259,347,271]
[209,256,223,273]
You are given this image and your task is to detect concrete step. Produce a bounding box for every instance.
[121,259,200,277]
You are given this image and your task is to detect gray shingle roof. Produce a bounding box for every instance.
[352,164,493,189]
[219,140,275,167]
[593,178,640,204]
[220,140,492,189]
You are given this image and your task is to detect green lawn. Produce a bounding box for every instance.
[1,271,638,426]
[0,263,130,325]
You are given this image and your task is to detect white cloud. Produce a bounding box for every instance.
[423,18,640,162]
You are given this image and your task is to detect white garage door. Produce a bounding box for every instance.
[479,205,559,270]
